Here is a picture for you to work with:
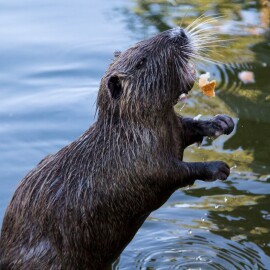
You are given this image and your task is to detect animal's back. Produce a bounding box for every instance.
[0,118,178,269]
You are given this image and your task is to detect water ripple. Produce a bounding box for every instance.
[114,232,269,269]
[216,62,257,95]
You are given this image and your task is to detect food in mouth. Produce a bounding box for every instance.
[199,72,216,97]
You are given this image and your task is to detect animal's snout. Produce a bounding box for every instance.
[170,27,188,42]
[179,28,187,40]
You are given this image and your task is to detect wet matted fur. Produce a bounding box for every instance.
[0,19,234,270]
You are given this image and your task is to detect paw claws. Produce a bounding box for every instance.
[211,115,235,137]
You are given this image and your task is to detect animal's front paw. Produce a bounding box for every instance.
[208,114,235,137]
[203,161,230,181]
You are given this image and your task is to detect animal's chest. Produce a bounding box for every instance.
[165,117,184,160]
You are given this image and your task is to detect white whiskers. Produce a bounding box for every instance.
[184,15,230,65]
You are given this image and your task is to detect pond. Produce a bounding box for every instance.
[0,0,270,269]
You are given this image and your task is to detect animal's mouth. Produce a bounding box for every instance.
[177,63,196,103]
[170,17,221,105]
[178,93,188,102]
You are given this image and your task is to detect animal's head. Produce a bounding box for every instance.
[97,18,219,122]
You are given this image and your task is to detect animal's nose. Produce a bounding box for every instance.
[179,28,187,40]
[169,27,188,42]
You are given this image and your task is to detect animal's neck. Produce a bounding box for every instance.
[96,107,177,130]
[93,107,180,154]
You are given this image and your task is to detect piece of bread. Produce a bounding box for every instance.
[199,72,216,97]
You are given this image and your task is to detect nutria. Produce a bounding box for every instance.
[0,24,234,270]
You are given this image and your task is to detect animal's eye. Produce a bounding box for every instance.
[135,57,147,69]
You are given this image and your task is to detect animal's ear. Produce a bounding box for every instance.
[108,75,122,99]
[114,51,121,58]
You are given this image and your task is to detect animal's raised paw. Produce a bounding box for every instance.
[209,114,235,137]
[203,161,230,182]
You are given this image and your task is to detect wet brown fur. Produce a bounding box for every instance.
[0,28,234,269]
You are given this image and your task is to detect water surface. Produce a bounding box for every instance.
[0,0,270,269]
